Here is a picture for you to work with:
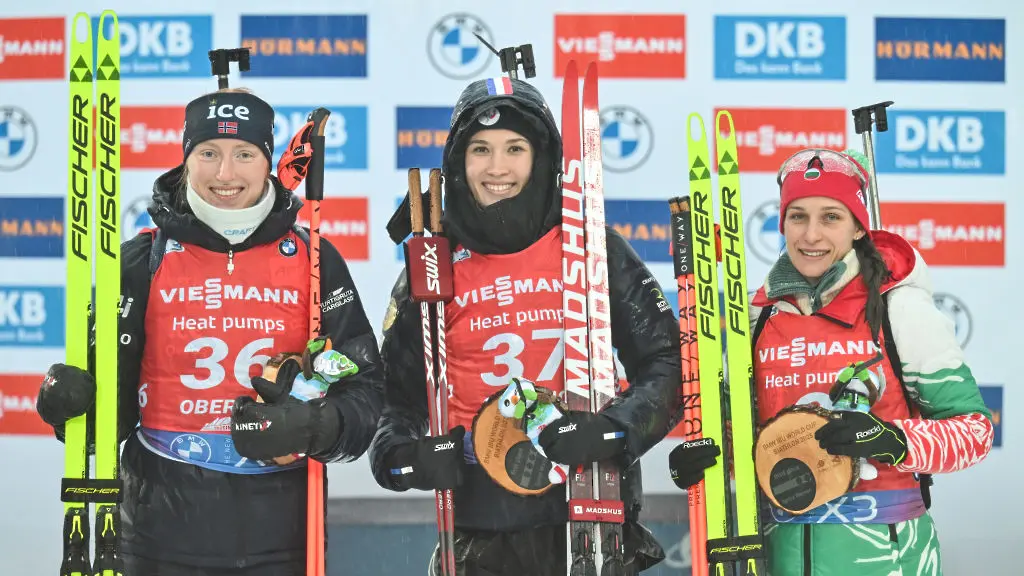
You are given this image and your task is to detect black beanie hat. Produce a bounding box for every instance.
[181,91,275,164]
[460,103,543,151]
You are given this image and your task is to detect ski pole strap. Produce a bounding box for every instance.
[61,478,124,503]
[706,535,764,564]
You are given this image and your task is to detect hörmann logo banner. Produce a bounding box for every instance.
[396,107,453,169]
[875,17,1005,82]
[240,15,368,78]
[0,196,63,258]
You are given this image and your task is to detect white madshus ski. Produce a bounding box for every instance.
[560,59,626,576]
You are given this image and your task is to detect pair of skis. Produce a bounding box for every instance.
[560,60,626,575]
[63,10,123,576]
[670,113,764,575]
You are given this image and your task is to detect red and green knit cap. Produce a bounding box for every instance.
[776,147,872,234]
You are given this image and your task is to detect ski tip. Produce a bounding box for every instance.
[715,110,735,140]
[563,59,578,78]
[584,60,598,78]
[687,113,706,142]
[98,10,118,32]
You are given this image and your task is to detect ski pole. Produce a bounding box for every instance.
[405,167,456,575]
[851,101,894,230]
[303,106,332,576]
[668,197,709,576]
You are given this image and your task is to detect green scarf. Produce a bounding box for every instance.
[764,249,860,313]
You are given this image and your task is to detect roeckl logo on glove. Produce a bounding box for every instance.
[683,438,714,449]
[558,423,577,434]
[856,425,882,439]
[235,421,272,432]
[434,441,455,452]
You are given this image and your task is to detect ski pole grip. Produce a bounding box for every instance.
[408,168,424,235]
[305,107,330,202]
[428,168,443,234]
[404,167,453,303]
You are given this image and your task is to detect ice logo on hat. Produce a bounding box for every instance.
[477,107,500,126]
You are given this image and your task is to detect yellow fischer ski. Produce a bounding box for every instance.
[63,12,93,576]
[687,111,764,575]
[62,11,123,576]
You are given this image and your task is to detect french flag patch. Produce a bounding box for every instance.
[485,76,513,95]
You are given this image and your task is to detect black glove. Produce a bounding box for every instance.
[36,363,95,427]
[386,426,466,491]
[537,411,626,467]
[815,411,908,466]
[230,366,342,461]
[668,438,721,490]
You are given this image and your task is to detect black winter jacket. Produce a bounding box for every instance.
[369,226,683,530]
[53,166,384,568]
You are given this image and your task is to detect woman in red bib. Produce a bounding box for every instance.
[669,148,994,575]
[35,87,384,574]
[372,76,686,575]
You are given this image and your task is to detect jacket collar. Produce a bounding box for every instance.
[147,164,302,253]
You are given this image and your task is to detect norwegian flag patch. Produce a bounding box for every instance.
[218,121,238,134]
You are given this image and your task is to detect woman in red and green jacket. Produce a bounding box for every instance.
[669,148,993,575]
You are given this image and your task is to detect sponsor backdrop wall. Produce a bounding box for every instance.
[0,0,1017,573]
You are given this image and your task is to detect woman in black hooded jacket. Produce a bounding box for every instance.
[371,76,684,575]
[35,87,384,574]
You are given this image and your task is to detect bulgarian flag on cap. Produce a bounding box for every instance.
[486,76,513,95]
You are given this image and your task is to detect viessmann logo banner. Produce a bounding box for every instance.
[717,107,847,172]
[554,14,686,78]
[880,202,1004,266]
[0,17,65,80]
[118,106,185,169]
[296,198,369,261]
[0,374,50,436]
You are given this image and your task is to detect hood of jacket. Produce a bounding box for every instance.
[439,77,564,255]
[147,164,302,253]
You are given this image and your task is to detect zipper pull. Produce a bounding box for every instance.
[227,249,235,275]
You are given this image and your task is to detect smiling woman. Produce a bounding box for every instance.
[463,122,535,207]
[34,81,385,575]
[668,146,995,576]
